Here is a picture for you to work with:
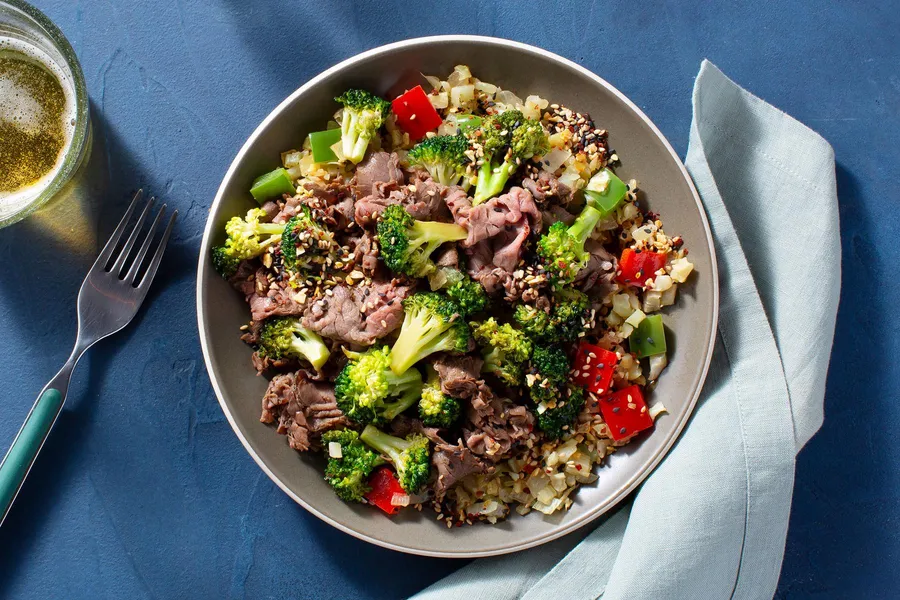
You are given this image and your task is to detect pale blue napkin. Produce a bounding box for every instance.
[414,60,840,600]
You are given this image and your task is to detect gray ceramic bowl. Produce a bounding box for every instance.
[197,36,718,558]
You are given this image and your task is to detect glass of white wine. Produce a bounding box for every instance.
[0,0,90,228]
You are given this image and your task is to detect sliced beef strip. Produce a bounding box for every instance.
[260,200,280,221]
[433,354,483,399]
[521,170,573,206]
[271,179,354,232]
[354,186,408,227]
[463,385,535,461]
[354,170,454,227]
[447,187,541,294]
[228,259,259,297]
[250,351,298,375]
[434,246,459,269]
[353,151,404,197]
[446,186,541,248]
[575,240,618,294]
[348,231,381,277]
[432,441,493,499]
[260,372,349,452]
[246,267,307,322]
[542,204,577,227]
[389,416,445,445]
[302,278,412,346]
[407,170,454,222]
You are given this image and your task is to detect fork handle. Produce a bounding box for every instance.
[0,363,73,526]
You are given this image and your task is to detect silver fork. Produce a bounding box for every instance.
[0,191,176,525]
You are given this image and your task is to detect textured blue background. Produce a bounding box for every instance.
[1,1,897,598]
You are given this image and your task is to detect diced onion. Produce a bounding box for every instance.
[548,129,573,149]
[586,169,611,194]
[522,94,548,120]
[282,150,302,169]
[648,353,668,381]
[495,89,523,108]
[541,147,571,173]
[620,203,639,222]
[652,274,674,292]
[670,257,695,283]
[429,91,449,110]
[474,79,497,95]
[649,402,668,420]
[423,74,442,91]
[329,140,346,163]
[612,293,633,318]
[660,284,678,306]
[625,309,646,328]
[328,442,342,458]
[447,65,471,87]
[450,84,475,107]
[390,493,410,507]
[643,290,663,313]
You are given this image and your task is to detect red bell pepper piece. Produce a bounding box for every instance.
[571,342,618,396]
[365,466,405,515]
[597,385,654,441]
[391,85,443,141]
[617,248,667,287]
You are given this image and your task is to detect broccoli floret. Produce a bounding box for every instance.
[322,429,384,502]
[376,204,468,278]
[535,386,585,440]
[470,110,549,205]
[515,290,590,342]
[360,424,431,493]
[471,318,533,387]
[527,345,571,404]
[536,204,605,285]
[446,276,489,317]
[513,303,554,340]
[334,89,391,164]
[408,134,470,186]
[418,366,461,428]
[211,246,241,278]
[551,288,590,341]
[335,347,423,425]
[281,206,334,272]
[389,292,472,375]
[211,207,285,277]
[257,317,331,371]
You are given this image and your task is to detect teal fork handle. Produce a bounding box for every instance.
[0,388,65,525]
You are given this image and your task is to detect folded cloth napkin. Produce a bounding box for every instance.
[414,60,840,600]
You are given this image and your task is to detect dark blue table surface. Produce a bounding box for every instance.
[1,1,898,598]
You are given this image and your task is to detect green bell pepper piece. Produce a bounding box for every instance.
[250,168,295,202]
[584,168,628,216]
[629,314,666,358]
[456,114,482,133]
[309,128,342,163]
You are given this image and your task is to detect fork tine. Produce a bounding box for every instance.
[91,190,143,272]
[136,209,177,289]
[126,204,166,285]
[112,196,155,277]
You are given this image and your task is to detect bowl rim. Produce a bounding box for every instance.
[196,34,719,558]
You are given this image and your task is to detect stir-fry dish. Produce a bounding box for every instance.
[212,65,694,524]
